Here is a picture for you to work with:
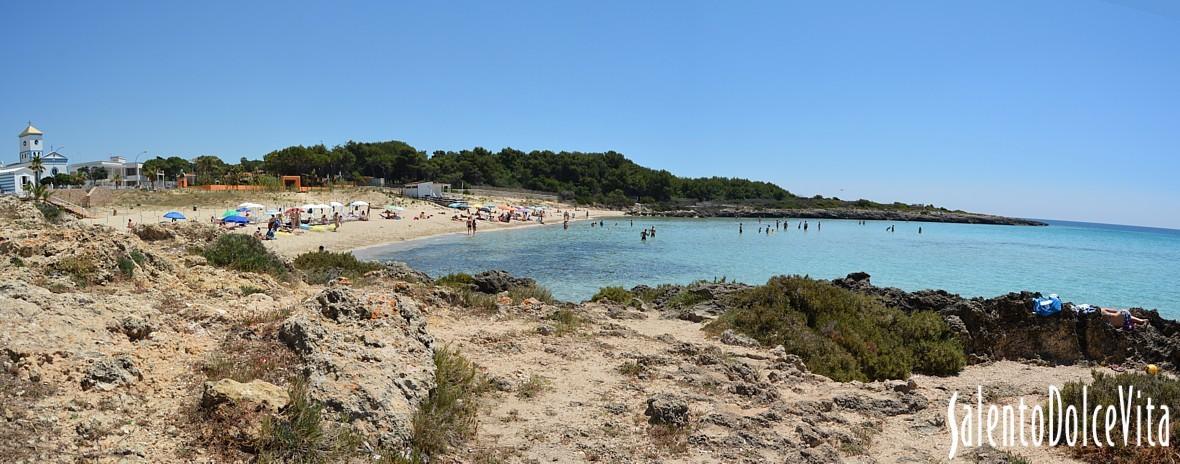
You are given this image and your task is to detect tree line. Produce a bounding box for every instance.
[68,139,940,210]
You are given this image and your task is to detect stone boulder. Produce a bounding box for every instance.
[645,393,690,427]
[81,356,142,391]
[719,329,759,347]
[200,379,288,412]
[471,270,535,294]
[314,286,371,321]
[129,224,174,242]
[279,288,435,448]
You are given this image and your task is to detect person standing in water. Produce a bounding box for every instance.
[650,226,656,238]
[919,226,923,234]
[803,221,809,231]
[817,221,822,231]
[640,229,648,241]
[739,223,743,234]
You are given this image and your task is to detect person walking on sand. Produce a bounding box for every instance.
[333,213,342,232]
[127,218,133,229]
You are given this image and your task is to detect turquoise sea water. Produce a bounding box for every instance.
[353,218,1180,317]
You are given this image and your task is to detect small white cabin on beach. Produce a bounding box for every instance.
[401,181,450,198]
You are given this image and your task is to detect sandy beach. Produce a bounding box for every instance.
[256,205,622,258]
[82,191,623,258]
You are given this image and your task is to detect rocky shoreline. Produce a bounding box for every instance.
[0,196,1168,463]
[630,205,1047,226]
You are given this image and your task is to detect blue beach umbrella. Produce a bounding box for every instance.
[163,211,186,220]
[224,215,250,224]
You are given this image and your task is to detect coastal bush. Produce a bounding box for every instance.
[292,250,382,285]
[1061,371,1180,464]
[591,286,633,304]
[666,290,709,308]
[435,273,475,288]
[35,203,62,223]
[410,345,489,458]
[546,309,583,336]
[515,374,551,399]
[706,276,964,382]
[116,256,135,279]
[240,285,267,297]
[256,378,361,464]
[507,283,554,304]
[204,234,289,279]
[450,288,498,313]
[55,255,97,286]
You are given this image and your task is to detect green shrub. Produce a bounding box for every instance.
[507,283,554,304]
[9,256,24,267]
[451,288,499,313]
[203,234,288,279]
[667,290,709,308]
[35,203,62,223]
[240,285,267,297]
[546,309,583,336]
[1060,371,1180,464]
[706,275,964,381]
[411,346,489,457]
[292,250,382,285]
[130,250,146,265]
[116,256,135,279]
[435,273,475,288]
[55,256,97,286]
[515,374,550,399]
[591,286,633,304]
[256,379,360,463]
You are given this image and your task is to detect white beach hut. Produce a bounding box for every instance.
[348,200,369,216]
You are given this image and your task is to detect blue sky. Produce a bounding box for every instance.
[2,1,1177,228]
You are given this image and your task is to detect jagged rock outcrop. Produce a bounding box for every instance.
[278,286,436,448]
[644,393,690,427]
[832,272,1180,367]
[471,269,536,293]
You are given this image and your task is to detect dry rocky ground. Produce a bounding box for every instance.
[0,196,1110,463]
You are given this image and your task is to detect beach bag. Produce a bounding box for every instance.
[1032,294,1062,317]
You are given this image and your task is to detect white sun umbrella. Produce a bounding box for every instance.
[238,202,264,209]
[349,201,369,207]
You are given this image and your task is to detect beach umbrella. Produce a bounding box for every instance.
[238,202,264,209]
[224,215,249,224]
[448,202,467,208]
[265,209,281,216]
[385,205,405,211]
[163,211,186,220]
[349,200,369,207]
[221,209,237,218]
[329,201,344,208]
[479,206,493,212]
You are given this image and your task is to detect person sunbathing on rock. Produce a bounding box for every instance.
[1100,307,1147,330]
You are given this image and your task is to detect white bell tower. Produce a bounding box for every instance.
[19,122,44,164]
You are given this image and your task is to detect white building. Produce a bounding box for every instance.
[69,155,145,187]
[401,181,451,198]
[0,123,69,195]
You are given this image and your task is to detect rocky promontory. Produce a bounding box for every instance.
[631,205,1047,226]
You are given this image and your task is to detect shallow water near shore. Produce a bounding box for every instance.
[354,217,1180,316]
